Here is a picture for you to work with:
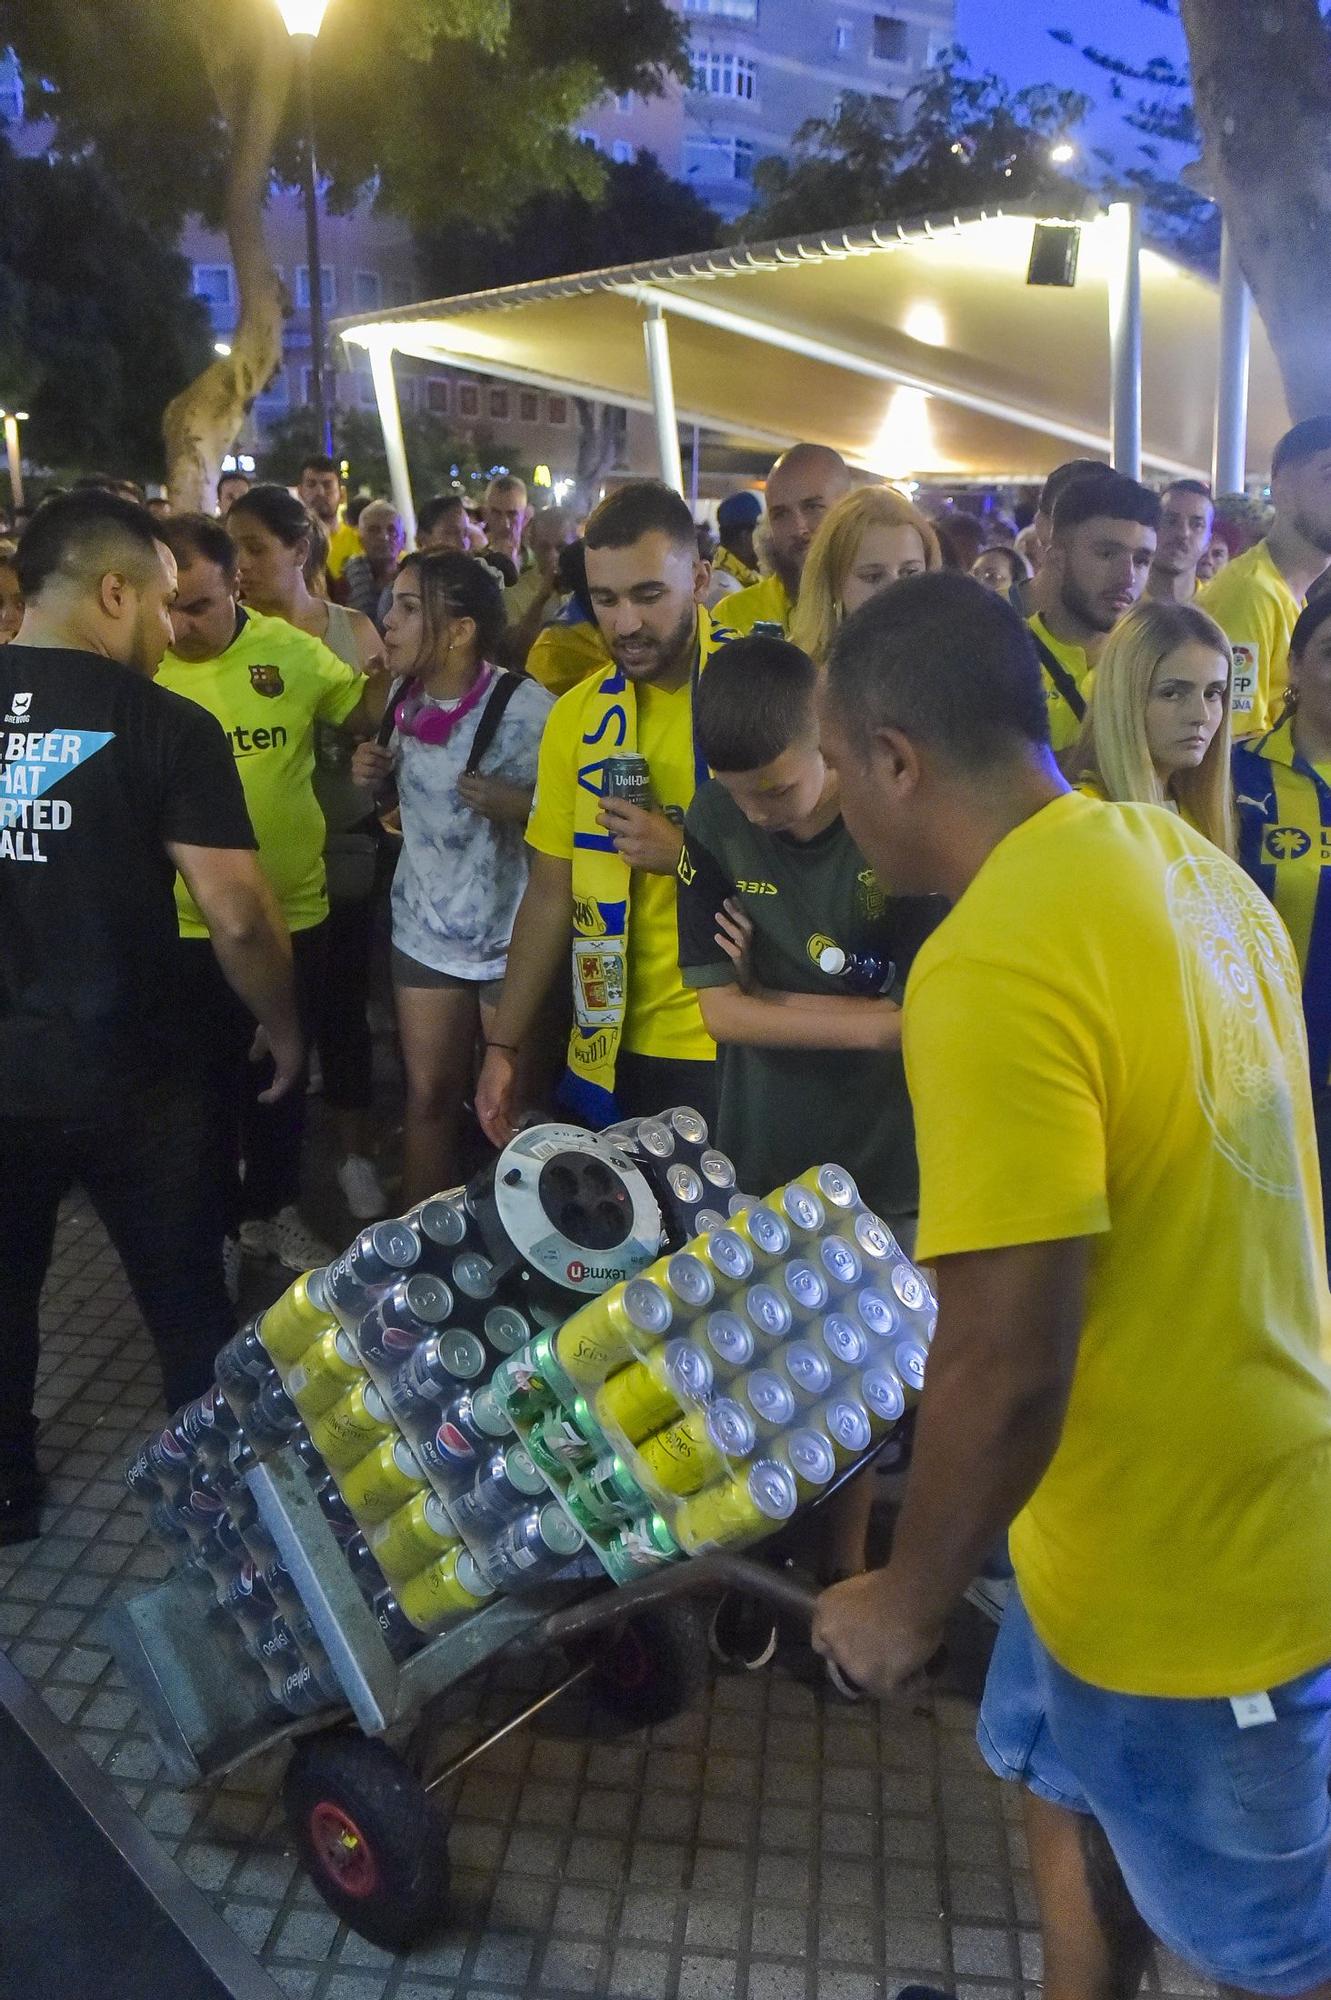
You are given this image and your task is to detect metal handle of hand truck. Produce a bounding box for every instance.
[533,1552,818,1649]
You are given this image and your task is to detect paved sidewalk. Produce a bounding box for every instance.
[0,1197,1214,2000]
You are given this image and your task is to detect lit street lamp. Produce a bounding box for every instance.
[1049,141,1076,166]
[0,408,28,510]
[276,0,334,456]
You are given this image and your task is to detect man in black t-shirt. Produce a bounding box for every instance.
[0,491,299,1545]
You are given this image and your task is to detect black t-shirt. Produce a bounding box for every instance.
[0,644,256,1116]
[677,780,944,1220]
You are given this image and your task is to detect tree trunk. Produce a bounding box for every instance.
[163,26,292,510]
[1179,0,1331,420]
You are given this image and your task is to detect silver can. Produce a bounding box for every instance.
[700,1149,736,1190]
[667,1163,704,1205]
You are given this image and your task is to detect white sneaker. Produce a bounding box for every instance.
[240,1206,335,1273]
[337,1153,389,1221]
[222,1234,242,1305]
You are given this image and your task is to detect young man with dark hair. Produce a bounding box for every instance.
[725,443,853,636]
[812,569,1331,2000]
[415,493,472,553]
[157,513,385,1273]
[296,454,359,582]
[477,480,733,1138]
[1146,478,1215,604]
[0,491,298,1541]
[216,469,251,516]
[1028,470,1159,750]
[1200,413,1331,735]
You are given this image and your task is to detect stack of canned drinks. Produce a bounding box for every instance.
[492,1162,936,1578]
[603,1106,741,1247]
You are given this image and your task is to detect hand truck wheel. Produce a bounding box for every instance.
[584,1600,710,1731]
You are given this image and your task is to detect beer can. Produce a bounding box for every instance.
[891,1337,929,1399]
[382,1331,487,1430]
[214,1322,274,1400]
[342,1435,428,1525]
[635,1398,755,1496]
[555,1277,673,1388]
[356,1275,454,1370]
[813,1394,873,1467]
[452,1250,498,1304]
[483,1305,532,1357]
[670,1106,709,1146]
[772,1184,825,1241]
[817,1236,864,1297]
[416,1385,512,1489]
[780,1258,829,1320]
[667,1163,704,1207]
[855,1288,899,1340]
[398,1545,495,1632]
[731,1204,791,1270]
[603,753,653,809]
[323,1219,422,1316]
[286,1328,364,1421]
[260,1272,336,1367]
[449,1442,548,1537]
[476,1502,585,1592]
[367,1489,458,1583]
[370,1588,424,1662]
[243,1377,300,1451]
[309,1379,396,1472]
[694,1228,754,1290]
[635,1117,675,1160]
[603,1510,680,1580]
[852,1210,897,1267]
[672,1461,798,1554]
[860,1363,907,1432]
[817,1312,869,1372]
[698,1308,755,1376]
[890,1263,934,1318]
[595,1337,713,1442]
[796,1162,860,1211]
[736,1366,798,1438]
[779,1427,838,1498]
[778,1340,834,1405]
[699,1149,736,1191]
[742,1283,793,1347]
[663,1252,715,1318]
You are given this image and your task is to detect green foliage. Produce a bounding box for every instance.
[256,405,532,498]
[418,150,721,296]
[733,51,1090,242]
[0,138,212,479]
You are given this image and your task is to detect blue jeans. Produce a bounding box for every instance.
[979,1588,1331,1995]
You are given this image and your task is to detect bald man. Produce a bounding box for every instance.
[725,443,853,636]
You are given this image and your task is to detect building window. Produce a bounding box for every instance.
[256,366,289,407]
[547,395,569,426]
[925,30,950,67]
[489,388,510,420]
[833,20,853,53]
[352,270,382,312]
[427,379,450,415]
[693,47,758,100]
[193,264,234,309]
[296,264,336,310]
[519,391,540,424]
[459,383,480,419]
[614,93,634,114]
[611,139,634,164]
[683,134,757,183]
[871,15,908,62]
[682,0,758,18]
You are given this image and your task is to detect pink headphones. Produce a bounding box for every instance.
[393,665,495,747]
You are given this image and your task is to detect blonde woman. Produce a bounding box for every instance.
[790,486,942,665]
[1067,598,1235,852]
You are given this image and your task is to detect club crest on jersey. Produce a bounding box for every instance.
[249,664,285,699]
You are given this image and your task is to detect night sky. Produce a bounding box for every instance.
[952,0,1191,170]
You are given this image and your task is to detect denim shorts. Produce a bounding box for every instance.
[978,1587,1331,1995]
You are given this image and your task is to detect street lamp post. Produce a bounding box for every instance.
[276,0,334,458]
[0,409,28,511]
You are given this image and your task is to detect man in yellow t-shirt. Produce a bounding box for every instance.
[157,514,381,1273]
[297,455,360,582]
[477,482,734,1139]
[1027,469,1158,751]
[725,443,852,637]
[813,569,1331,1996]
[1199,415,1331,737]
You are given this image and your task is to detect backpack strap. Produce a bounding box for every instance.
[464,670,524,775]
[1030,632,1087,724]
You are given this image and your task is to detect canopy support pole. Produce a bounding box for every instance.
[1213,218,1251,495]
[643,304,685,494]
[367,339,416,545]
[1106,200,1142,479]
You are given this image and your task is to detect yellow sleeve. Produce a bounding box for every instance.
[905,953,1111,1260]
[1198,567,1276,737]
[525,691,579,860]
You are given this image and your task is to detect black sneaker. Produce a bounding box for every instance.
[0,1464,45,1548]
[708,1590,778,1671]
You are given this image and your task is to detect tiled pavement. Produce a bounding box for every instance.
[1,1197,1216,2000]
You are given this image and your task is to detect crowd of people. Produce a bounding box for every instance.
[5,419,1331,1997]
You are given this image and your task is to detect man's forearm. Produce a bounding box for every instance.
[211,913,299,1047]
[699,983,901,1052]
[490,861,572,1046]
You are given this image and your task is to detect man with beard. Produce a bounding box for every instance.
[1027,472,1159,752]
[297,454,360,585]
[1200,416,1331,737]
[1146,479,1215,605]
[476,482,732,1137]
[725,443,853,637]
